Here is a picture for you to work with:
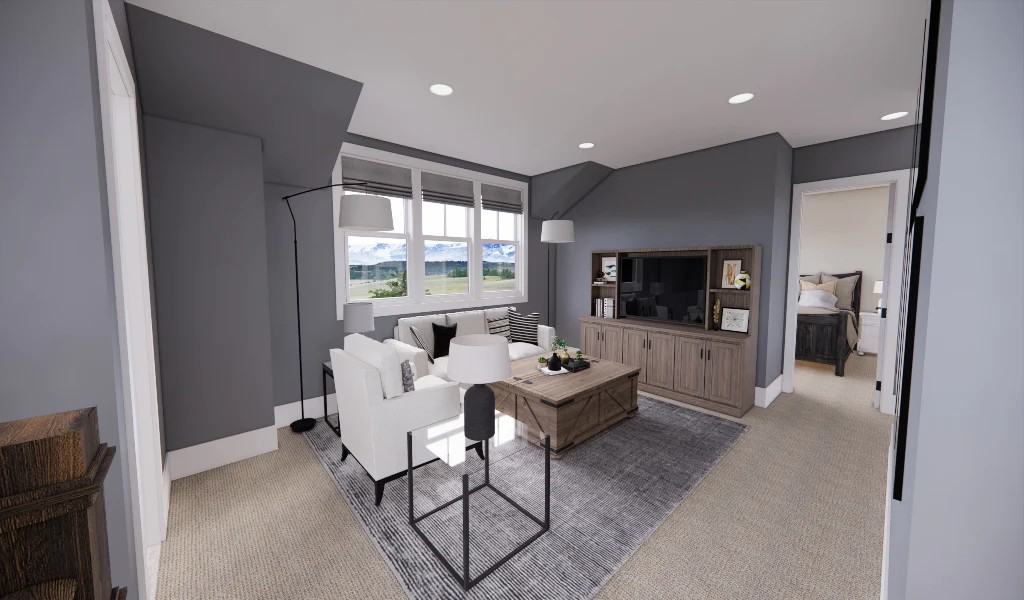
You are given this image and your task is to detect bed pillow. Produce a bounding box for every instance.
[800,279,838,295]
[820,273,860,311]
[798,289,839,310]
[800,273,821,285]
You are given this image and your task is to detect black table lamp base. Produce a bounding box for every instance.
[464,384,495,441]
[290,417,316,433]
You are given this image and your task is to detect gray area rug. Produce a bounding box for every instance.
[305,395,745,599]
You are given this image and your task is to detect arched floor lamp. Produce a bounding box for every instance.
[283,186,393,432]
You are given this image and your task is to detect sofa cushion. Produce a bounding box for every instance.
[446,310,487,336]
[397,314,446,349]
[509,342,544,361]
[414,374,449,390]
[344,333,404,399]
[428,356,449,379]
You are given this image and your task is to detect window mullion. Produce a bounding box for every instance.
[409,169,424,301]
[470,181,483,300]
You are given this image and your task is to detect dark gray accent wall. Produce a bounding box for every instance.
[128,5,362,188]
[0,0,135,593]
[792,125,918,183]
[530,161,613,220]
[265,182,547,407]
[144,116,275,450]
[554,134,793,387]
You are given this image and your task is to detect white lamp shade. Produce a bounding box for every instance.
[541,219,575,243]
[873,280,884,294]
[447,334,511,384]
[339,194,394,231]
[343,301,375,333]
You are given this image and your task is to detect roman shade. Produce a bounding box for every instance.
[341,155,412,198]
[481,183,522,213]
[421,172,474,208]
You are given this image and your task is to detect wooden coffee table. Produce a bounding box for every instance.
[491,356,640,457]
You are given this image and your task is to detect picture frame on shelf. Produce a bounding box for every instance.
[721,308,750,333]
[601,256,617,282]
[721,259,742,288]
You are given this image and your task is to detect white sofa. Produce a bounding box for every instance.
[331,333,461,505]
[387,307,555,381]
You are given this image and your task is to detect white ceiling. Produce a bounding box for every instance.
[128,0,929,176]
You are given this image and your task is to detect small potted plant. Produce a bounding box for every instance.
[553,337,570,362]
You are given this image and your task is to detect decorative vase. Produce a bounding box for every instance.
[547,352,562,372]
[713,297,722,330]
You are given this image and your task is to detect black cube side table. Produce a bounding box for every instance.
[322,361,340,437]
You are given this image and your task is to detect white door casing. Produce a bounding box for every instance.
[93,1,167,598]
[783,169,912,415]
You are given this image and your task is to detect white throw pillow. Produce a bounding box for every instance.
[344,333,404,399]
[798,289,839,310]
[446,310,487,336]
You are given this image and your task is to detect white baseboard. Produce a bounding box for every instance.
[166,425,278,480]
[755,375,783,408]
[275,393,337,429]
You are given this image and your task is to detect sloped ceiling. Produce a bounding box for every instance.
[530,162,613,220]
[127,5,362,187]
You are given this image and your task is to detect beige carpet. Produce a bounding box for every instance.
[157,354,891,600]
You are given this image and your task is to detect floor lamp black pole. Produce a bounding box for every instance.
[285,196,315,433]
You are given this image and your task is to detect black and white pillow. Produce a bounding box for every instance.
[400,360,415,392]
[487,314,511,341]
[409,326,434,363]
[508,309,539,345]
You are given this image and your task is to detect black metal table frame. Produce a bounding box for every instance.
[406,431,551,591]
[322,361,340,437]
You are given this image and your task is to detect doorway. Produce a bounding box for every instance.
[93,1,167,598]
[784,170,912,414]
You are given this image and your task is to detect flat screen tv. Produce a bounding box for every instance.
[618,256,707,325]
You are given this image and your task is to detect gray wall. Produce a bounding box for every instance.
[0,0,136,593]
[792,125,918,184]
[265,166,547,407]
[889,1,1024,598]
[144,116,276,450]
[552,134,793,387]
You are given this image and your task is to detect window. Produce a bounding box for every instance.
[334,147,528,317]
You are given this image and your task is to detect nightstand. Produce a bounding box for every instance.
[858,311,881,354]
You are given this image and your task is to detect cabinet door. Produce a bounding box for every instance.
[645,332,676,389]
[673,336,705,398]
[581,323,602,358]
[601,325,622,361]
[705,341,742,407]
[621,328,648,382]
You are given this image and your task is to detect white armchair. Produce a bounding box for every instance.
[331,334,461,505]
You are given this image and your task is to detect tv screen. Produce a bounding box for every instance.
[618,256,707,325]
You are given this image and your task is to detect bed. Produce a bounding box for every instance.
[795,271,862,376]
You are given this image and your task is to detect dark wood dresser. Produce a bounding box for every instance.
[0,408,127,600]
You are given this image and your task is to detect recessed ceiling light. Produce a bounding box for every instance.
[578,142,595,149]
[881,111,909,121]
[728,92,755,105]
[429,83,453,96]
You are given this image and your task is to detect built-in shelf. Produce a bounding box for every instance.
[710,287,751,293]
[592,282,615,287]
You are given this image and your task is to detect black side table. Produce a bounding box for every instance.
[322,361,340,437]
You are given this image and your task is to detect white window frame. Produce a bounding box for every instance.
[333,143,528,319]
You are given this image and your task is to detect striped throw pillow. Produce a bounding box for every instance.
[508,310,539,345]
[487,314,511,341]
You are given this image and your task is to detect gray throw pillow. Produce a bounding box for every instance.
[821,273,860,311]
[409,325,434,363]
[400,360,415,393]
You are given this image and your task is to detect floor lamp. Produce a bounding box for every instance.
[282,185,392,432]
[541,219,575,329]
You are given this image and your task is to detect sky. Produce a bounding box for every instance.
[348,238,515,265]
